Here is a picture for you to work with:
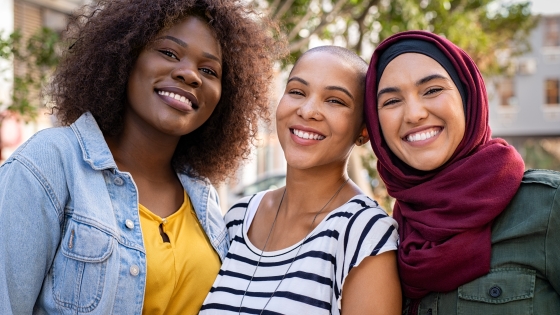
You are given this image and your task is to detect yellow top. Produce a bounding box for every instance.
[139,191,221,315]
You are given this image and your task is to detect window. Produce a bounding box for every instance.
[544,17,560,47]
[546,79,560,105]
[497,78,515,106]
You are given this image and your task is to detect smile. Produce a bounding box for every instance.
[405,128,441,142]
[158,90,193,107]
[291,128,325,140]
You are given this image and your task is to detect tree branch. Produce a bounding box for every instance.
[274,0,297,20]
[288,6,322,40]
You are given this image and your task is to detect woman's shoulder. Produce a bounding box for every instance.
[512,169,560,212]
[521,169,560,188]
[325,194,397,235]
[9,126,76,160]
[224,194,258,227]
[330,194,391,220]
[497,169,560,233]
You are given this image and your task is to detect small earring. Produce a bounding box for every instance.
[356,136,364,146]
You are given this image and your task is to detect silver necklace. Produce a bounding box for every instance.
[238,177,350,315]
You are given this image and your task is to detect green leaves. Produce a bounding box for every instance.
[262,0,537,76]
[0,27,61,121]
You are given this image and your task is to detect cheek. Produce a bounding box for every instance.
[275,96,291,124]
[452,118,466,145]
[127,62,152,96]
[340,112,362,138]
[378,111,396,141]
[448,106,466,143]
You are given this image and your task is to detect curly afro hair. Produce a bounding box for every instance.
[50,0,287,183]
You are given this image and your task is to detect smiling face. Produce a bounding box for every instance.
[126,16,222,139]
[276,51,368,170]
[377,53,465,171]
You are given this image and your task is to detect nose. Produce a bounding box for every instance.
[403,97,428,124]
[171,61,202,87]
[296,96,323,121]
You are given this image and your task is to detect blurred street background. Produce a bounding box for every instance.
[1,0,560,213]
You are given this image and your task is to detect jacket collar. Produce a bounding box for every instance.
[71,112,118,171]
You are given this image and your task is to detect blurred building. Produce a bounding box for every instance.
[488,13,560,168]
[490,14,560,136]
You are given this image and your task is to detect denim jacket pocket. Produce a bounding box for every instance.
[52,218,115,312]
[457,268,536,315]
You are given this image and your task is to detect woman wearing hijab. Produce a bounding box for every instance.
[364,30,560,314]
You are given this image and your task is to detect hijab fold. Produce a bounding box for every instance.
[364,31,525,300]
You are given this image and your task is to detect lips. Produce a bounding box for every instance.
[403,127,442,142]
[155,87,199,111]
[290,128,325,140]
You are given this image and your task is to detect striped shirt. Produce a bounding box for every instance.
[200,191,398,315]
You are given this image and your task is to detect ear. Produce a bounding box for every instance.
[355,125,370,146]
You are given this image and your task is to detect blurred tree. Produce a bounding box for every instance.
[257,0,537,72]
[0,27,61,160]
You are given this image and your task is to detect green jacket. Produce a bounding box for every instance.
[407,169,560,315]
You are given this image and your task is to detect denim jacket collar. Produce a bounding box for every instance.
[71,112,118,171]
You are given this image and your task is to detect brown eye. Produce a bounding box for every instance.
[288,89,304,96]
[159,49,178,60]
[326,98,346,106]
[382,98,400,107]
[200,68,217,77]
[425,87,443,95]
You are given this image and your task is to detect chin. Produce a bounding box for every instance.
[407,159,445,171]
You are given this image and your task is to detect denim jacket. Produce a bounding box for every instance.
[0,112,229,314]
[406,169,560,315]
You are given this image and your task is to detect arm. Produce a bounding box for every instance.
[0,158,62,314]
[341,251,402,315]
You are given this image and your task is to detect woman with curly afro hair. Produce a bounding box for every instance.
[0,0,286,314]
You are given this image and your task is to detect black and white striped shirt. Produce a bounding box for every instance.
[200,192,398,315]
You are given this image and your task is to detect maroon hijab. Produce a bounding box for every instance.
[364,31,525,300]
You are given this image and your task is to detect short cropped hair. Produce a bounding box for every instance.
[293,46,368,90]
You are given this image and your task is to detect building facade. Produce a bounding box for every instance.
[489,14,560,137]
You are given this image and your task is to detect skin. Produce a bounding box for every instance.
[247,50,401,315]
[377,53,465,171]
[106,16,222,217]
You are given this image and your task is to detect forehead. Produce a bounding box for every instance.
[158,16,221,54]
[291,52,361,89]
[379,53,449,85]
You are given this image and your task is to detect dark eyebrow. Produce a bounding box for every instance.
[154,36,222,63]
[416,73,449,86]
[287,76,308,85]
[155,35,186,47]
[377,73,450,99]
[288,77,354,100]
[377,87,400,99]
[326,86,354,100]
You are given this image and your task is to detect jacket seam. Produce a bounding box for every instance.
[544,183,559,281]
[12,155,64,224]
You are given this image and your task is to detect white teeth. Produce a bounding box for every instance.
[292,128,325,140]
[158,90,192,106]
[406,129,440,142]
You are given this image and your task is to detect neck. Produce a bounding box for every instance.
[105,116,180,181]
[282,162,352,216]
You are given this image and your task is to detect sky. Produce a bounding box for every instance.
[526,0,560,14]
